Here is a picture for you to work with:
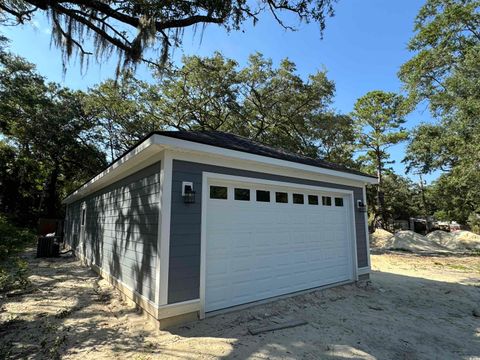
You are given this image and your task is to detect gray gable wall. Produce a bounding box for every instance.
[65,162,161,302]
[168,160,368,304]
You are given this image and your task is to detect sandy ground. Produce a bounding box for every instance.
[0,251,479,360]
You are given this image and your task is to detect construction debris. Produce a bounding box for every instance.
[371,229,480,253]
[427,230,480,251]
[248,319,308,335]
[369,229,394,248]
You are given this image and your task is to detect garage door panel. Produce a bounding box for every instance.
[205,182,354,312]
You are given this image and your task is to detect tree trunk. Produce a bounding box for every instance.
[45,161,60,217]
[419,173,430,232]
[375,151,386,229]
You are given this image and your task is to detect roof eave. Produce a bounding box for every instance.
[63,135,163,204]
[153,134,378,184]
[63,133,378,204]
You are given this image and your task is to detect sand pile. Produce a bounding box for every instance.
[454,231,480,249]
[388,230,448,253]
[427,230,480,250]
[370,229,394,248]
[426,230,457,249]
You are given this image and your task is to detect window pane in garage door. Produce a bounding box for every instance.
[256,190,270,202]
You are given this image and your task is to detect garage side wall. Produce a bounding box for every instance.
[168,160,369,304]
[65,162,161,302]
[65,201,82,249]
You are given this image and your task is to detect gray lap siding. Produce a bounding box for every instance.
[168,160,369,304]
[65,162,160,302]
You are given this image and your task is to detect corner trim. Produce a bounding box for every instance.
[158,150,173,305]
[362,185,371,268]
[199,171,208,319]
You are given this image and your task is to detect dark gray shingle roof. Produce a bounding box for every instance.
[155,130,376,179]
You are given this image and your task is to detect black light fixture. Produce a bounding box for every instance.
[182,182,196,204]
[357,200,367,212]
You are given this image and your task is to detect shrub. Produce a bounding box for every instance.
[0,215,36,292]
[467,213,480,235]
[0,215,36,260]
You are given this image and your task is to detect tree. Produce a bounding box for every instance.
[236,53,344,158]
[400,0,480,225]
[365,172,423,228]
[86,52,356,162]
[0,0,335,72]
[83,71,160,161]
[352,90,410,228]
[0,42,106,221]
[311,114,356,165]
[150,53,241,133]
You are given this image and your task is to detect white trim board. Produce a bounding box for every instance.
[362,186,371,269]
[199,172,359,317]
[152,134,377,184]
[158,150,173,306]
[171,151,369,189]
[358,267,371,276]
[63,142,162,204]
[75,251,158,311]
[199,171,208,319]
[157,299,200,319]
[75,244,198,320]
[204,172,357,195]
[64,134,377,203]
[206,279,354,318]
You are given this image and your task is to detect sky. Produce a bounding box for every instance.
[2,0,438,183]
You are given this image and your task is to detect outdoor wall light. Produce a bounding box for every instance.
[357,200,367,213]
[182,181,196,204]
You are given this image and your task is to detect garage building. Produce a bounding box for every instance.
[63,131,377,327]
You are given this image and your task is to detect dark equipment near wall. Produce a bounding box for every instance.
[36,236,60,257]
[36,218,64,258]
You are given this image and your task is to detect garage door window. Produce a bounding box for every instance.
[293,193,304,204]
[308,195,319,205]
[335,197,344,206]
[210,186,228,199]
[322,196,332,206]
[234,188,250,201]
[275,192,288,203]
[256,190,270,202]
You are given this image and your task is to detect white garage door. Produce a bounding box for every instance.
[204,178,355,312]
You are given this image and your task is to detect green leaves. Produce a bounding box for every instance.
[0,44,106,221]
[352,90,411,227]
[1,0,335,72]
[401,0,480,225]
[85,52,355,163]
[352,90,410,164]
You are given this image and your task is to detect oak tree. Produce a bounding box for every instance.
[0,0,335,72]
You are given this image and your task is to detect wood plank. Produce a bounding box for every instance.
[248,319,308,335]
